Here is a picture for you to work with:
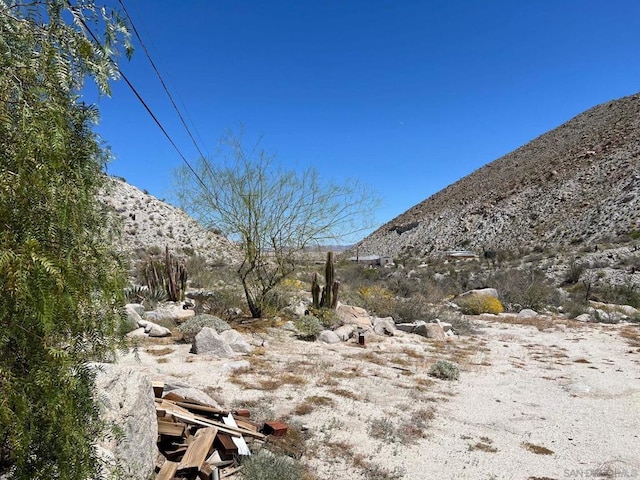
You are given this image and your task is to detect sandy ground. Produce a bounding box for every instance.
[119,316,640,480]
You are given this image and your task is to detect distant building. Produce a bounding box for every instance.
[349,254,393,266]
[445,250,478,259]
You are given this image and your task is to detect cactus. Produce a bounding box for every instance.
[143,246,188,302]
[310,252,340,309]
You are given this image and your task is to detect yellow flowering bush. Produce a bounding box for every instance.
[457,294,504,315]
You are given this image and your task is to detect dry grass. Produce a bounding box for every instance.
[521,442,554,455]
[468,436,498,453]
[413,377,436,391]
[293,395,335,415]
[145,346,175,356]
[327,387,361,400]
[620,325,640,347]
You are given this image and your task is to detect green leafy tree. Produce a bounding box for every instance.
[0,1,131,478]
[176,129,377,318]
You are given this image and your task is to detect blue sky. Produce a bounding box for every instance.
[86,0,640,241]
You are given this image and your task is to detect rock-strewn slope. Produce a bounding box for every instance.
[101,177,240,264]
[358,93,640,258]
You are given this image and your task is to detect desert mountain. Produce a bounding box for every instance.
[358,93,640,258]
[100,177,240,264]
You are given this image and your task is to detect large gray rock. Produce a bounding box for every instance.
[93,364,157,480]
[333,324,356,341]
[372,317,396,336]
[396,321,446,340]
[145,321,172,337]
[318,330,341,344]
[127,303,145,316]
[219,329,253,354]
[518,309,538,318]
[336,304,372,329]
[575,313,593,322]
[458,288,499,300]
[192,327,236,357]
[144,302,195,324]
[122,304,143,333]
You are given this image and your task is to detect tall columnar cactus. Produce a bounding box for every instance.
[144,246,188,302]
[310,252,340,309]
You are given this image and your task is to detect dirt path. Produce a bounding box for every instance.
[404,319,640,480]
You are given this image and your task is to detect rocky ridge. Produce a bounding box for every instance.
[100,177,240,265]
[357,93,640,258]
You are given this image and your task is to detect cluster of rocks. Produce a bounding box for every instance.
[573,301,640,323]
[124,302,195,338]
[292,303,455,345]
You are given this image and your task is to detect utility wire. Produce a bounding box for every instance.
[127,0,210,159]
[75,11,215,199]
[117,0,209,162]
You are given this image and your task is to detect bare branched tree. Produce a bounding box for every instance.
[175,129,378,318]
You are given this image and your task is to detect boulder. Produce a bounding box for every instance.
[192,327,235,358]
[145,322,172,337]
[144,302,195,324]
[127,303,145,316]
[318,330,341,344]
[126,327,147,338]
[420,323,446,340]
[458,288,499,299]
[122,304,143,333]
[337,304,370,326]
[219,329,253,354]
[575,313,593,322]
[93,364,157,480]
[336,305,372,329]
[518,309,538,319]
[333,324,356,341]
[435,319,453,332]
[372,317,395,336]
[396,321,446,340]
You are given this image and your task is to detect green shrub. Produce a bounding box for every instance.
[491,268,557,311]
[308,307,341,329]
[429,360,460,380]
[294,315,323,340]
[241,450,304,480]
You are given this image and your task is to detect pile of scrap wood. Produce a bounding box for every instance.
[153,382,288,480]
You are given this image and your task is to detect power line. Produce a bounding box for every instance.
[127,0,210,159]
[74,11,215,199]
[117,0,209,162]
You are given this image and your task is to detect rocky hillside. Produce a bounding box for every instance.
[358,93,640,258]
[100,177,240,265]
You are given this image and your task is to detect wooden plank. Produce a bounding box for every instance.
[172,400,227,416]
[215,433,238,458]
[177,427,218,475]
[198,462,217,480]
[235,419,258,432]
[155,460,178,480]
[152,381,164,398]
[164,407,265,439]
[157,420,186,437]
